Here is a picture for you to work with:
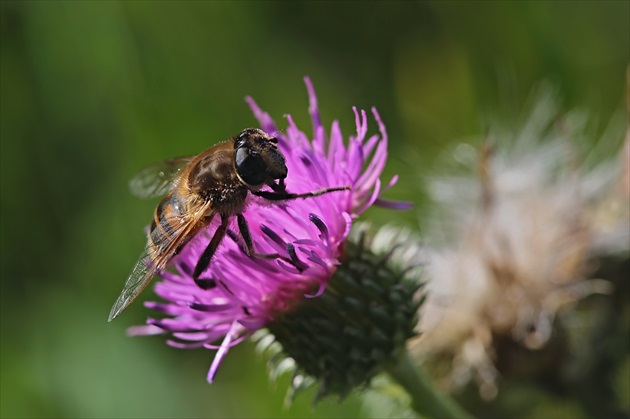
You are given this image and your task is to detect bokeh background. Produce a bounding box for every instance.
[1,1,628,418]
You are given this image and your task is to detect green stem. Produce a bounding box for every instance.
[386,350,472,418]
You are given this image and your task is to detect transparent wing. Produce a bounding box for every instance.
[108,199,216,322]
[108,243,160,322]
[129,157,192,199]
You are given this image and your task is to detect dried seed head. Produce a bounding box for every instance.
[412,95,629,399]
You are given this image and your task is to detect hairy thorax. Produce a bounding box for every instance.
[187,148,248,215]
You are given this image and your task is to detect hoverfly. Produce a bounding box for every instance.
[108,128,348,322]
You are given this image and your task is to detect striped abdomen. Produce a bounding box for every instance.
[148,190,189,258]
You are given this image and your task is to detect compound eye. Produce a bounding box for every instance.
[235,147,266,186]
[234,130,251,149]
[235,138,246,150]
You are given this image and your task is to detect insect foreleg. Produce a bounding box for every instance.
[193,215,230,280]
[252,185,349,201]
[269,179,286,193]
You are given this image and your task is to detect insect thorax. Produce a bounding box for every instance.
[187,149,248,214]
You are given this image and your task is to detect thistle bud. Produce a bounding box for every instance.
[258,225,424,402]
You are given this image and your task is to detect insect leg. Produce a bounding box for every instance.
[252,185,349,201]
[193,215,230,280]
[236,213,305,272]
[237,213,284,260]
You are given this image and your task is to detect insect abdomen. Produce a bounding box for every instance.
[149,191,187,255]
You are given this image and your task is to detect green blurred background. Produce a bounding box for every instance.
[1,1,627,418]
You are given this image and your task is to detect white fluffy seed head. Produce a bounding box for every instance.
[410,95,629,398]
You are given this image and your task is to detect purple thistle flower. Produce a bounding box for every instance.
[128,77,408,383]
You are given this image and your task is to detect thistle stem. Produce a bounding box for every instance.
[386,350,472,418]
